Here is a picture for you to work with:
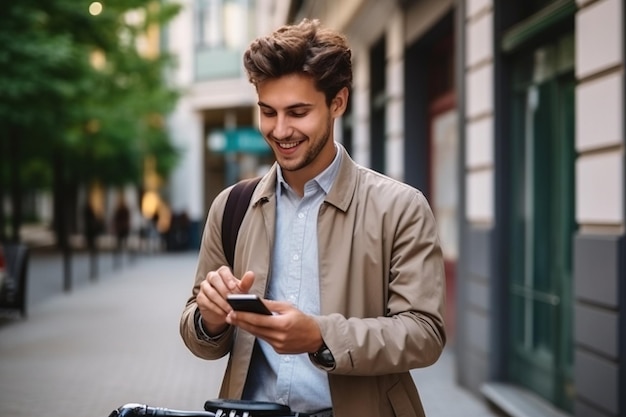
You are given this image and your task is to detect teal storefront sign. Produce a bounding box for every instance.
[207,127,270,154]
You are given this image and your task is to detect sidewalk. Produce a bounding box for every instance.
[0,252,499,417]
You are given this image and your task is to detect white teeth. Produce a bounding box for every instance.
[279,142,299,149]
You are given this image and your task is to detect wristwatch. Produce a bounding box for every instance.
[311,342,335,368]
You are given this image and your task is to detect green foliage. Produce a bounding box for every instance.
[0,0,181,190]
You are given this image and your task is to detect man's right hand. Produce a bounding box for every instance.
[196,266,255,336]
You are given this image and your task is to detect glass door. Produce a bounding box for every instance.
[507,33,576,412]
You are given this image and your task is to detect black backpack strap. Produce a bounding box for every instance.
[221,177,262,269]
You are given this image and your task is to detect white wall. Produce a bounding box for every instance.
[385,11,405,181]
[164,0,205,220]
[464,0,494,225]
[575,0,624,226]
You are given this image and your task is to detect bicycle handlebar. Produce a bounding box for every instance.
[109,403,216,417]
[108,403,305,417]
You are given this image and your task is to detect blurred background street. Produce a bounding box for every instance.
[0,247,499,417]
[0,249,225,417]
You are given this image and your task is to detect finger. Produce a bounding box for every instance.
[206,268,240,299]
[227,309,276,329]
[216,266,241,292]
[199,279,232,316]
[237,270,256,293]
[227,312,292,353]
[197,284,233,336]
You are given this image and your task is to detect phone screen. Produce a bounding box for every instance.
[227,294,272,315]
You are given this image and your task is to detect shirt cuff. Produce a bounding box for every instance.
[194,307,228,341]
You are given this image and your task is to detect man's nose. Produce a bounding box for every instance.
[272,115,292,140]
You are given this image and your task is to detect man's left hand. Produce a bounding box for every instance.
[226,300,323,354]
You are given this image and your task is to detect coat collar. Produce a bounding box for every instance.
[252,143,358,213]
[324,144,357,212]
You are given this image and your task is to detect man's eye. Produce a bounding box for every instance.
[261,111,276,117]
[290,112,308,118]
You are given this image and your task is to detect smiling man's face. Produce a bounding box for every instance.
[257,73,347,189]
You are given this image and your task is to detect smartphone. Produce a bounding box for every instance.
[227,294,272,315]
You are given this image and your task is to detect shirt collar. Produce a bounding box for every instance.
[276,142,342,196]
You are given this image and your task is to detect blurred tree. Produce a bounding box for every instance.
[0,0,181,248]
[0,0,180,291]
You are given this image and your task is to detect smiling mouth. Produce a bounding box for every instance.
[277,141,303,149]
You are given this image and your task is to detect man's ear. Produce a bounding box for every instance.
[330,87,349,117]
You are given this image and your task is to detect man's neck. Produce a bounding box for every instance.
[282,143,338,197]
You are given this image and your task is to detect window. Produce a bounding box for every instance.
[194,0,252,80]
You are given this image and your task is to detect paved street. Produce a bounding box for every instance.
[0,250,500,417]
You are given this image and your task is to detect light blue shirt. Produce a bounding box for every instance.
[242,145,342,413]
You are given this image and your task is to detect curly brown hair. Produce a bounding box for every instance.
[243,18,352,105]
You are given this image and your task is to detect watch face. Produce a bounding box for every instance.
[315,346,335,367]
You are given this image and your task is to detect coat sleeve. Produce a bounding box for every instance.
[179,187,235,360]
[313,191,447,376]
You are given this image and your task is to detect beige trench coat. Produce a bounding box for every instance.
[180,146,446,417]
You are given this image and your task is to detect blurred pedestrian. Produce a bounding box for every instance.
[180,18,446,417]
[113,194,131,267]
[0,245,6,291]
[83,202,102,252]
[167,211,191,251]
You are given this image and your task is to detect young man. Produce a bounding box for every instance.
[180,18,446,417]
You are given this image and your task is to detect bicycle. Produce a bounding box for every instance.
[108,399,332,417]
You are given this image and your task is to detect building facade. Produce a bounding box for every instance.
[164,0,625,415]
[460,1,625,416]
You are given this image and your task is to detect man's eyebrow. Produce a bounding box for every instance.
[257,101,314,110]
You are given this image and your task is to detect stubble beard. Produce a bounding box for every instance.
[280,117,332,173]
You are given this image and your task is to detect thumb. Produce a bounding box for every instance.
[238,270,255,293]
